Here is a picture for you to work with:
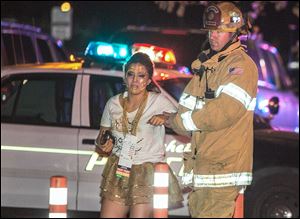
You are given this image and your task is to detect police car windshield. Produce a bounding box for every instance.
[156,77,191,101]
[109,30,207,69]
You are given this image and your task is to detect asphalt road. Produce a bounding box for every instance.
[1,207,189,218]
[1,207,99,218]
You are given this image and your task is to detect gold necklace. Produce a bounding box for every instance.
[121,91,148,136]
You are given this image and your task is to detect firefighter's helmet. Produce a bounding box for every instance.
[202,2,249,35]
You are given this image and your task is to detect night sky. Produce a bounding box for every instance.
[2,1,299,64]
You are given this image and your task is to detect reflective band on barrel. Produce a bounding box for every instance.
[153,163,169,218]
[49,176,68,218]
[49,213,67,218]
[49,188,68,205]
[153,194,169,209]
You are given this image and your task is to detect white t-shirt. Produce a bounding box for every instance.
[100,91,176,164]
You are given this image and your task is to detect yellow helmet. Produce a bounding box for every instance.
[202,2,249,34]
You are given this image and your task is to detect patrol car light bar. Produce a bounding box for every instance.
[84,41,177,65]
[132,43,176,65]
[84,41,130,61]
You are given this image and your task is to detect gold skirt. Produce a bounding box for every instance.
[100,155,183,206]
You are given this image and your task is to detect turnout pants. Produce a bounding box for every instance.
[188,186,241,218]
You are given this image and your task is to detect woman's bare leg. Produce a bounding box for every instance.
[100,198,129,218]
[129,203,153,218]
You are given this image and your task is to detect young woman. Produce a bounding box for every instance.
[95,52,183,218]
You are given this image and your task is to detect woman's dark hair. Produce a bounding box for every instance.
[123,52,158,92]
[123,52,154,78]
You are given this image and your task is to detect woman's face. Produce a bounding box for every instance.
[125,63,151,95]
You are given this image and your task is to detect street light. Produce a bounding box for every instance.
[61,2,71,12]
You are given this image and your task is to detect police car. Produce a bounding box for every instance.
[1,21,69,67]
[1,42,299,218]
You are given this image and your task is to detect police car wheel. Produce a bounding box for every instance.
[245,172,299,218]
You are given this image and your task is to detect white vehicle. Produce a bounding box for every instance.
[2,42,299,218]
[1,42,191,216]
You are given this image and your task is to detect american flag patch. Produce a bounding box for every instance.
[228,67,244,75]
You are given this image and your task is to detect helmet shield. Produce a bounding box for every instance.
[202,2,245,33]
[203,3,222,31]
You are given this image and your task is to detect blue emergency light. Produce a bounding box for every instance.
[85,41,130,61]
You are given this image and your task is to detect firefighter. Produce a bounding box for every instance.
[165,2,258,218]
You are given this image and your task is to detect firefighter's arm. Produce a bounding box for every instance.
[165,74,202,135]
[176,57,258,132]
[190,93,248,131]
[164,111,191,137]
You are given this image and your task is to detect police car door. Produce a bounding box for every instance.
[77,69,125,211]
[1,71,81,210]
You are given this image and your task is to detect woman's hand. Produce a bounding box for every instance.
[95,138,114,155]
[147,114,168,126]
[95,128,114,156]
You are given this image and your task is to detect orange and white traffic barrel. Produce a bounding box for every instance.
[49,176,68,218]
[233,188,245,218]
[153,163,169,218]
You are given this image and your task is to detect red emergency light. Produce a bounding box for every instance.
[132,43,176,65]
